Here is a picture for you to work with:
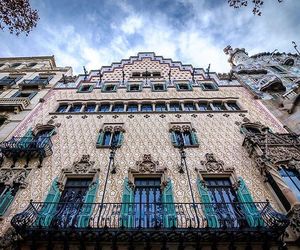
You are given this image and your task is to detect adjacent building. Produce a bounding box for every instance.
[0,56,72,141]
[224,46,300,133]
[0,53,299,249]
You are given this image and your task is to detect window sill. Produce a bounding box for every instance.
[173,144,199,148]
[96,144,121,148]
[50,110,248,115]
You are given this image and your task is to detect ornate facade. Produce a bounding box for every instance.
[0,52,299,249]
[224,46,300,133]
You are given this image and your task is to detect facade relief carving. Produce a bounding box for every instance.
[196,153,239,188]
[57,155,100,191]
[0,169,30,188]
[128,154,168,189]
[241,122,300,207]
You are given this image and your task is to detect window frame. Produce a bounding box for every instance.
[102,84,117,92]
[11,91,37,100]
[175,82,193,91]
[78,85,94,93]
[152,83,166,92]
[141,103,153,112]
[68,104,82,113]
[127,83,142,92]
[56,104,68,113]
[200,82,218,91]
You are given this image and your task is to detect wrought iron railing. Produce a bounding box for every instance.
[0,78,17,86]
[0,136,53,160]
[21,78,50,86]
[11,201,289,231]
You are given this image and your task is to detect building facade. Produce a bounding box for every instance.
[0,56,72,141]
[0,53,299,249]
[224,46,300,133]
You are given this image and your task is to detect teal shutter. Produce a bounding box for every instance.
[88,85,94,92]
[175,84,180,90]
[0,188,14,216]
[170,132,178,146]
[236,177,264,227]
[191,131,199,145]
[197,178,220,228]
[120,178,134,227]
[96,132,104,146]
[47,128,56,137]
[117,132,124,146]
[35,178,61,227]
[163,84,166,91]
[188,83,193,90]
[162,179,177,228]
[18,129,33,148]
[77,179,99,227]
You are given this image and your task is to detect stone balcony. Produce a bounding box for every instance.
[0,97,30,113]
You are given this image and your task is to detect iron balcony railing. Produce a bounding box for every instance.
[0,136,53,159]
[0,78,17,86]
[20,78,50,86]
[11,201,289,232]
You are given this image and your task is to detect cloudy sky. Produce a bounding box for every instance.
[0,0,299,74]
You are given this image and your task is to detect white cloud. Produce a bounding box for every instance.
[120,16,143,35]
[1,0,299,75]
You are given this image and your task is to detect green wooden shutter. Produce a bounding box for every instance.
[77,179,99,227]
[163,84,166,91]
[117,132,124,147]
[120,177,134,227]
[88,85,94,92]
[236,177,264,227]
[96,132,104,147]
[175,84,180,90]
[191,131,199,145]
[196,178,219,228]
[18,128,34,148]
[170,132,178,146]
[35,178,61,227]
[162,179,177,228]
[188,82,193,90]
[0,188,14,216]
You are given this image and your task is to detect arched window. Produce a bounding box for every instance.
[96,125,125,148]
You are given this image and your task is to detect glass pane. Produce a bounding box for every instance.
[85,105,95,112]
[57,105,68,113]
[69,105,82,112]
[99,104,110,112]
[170,103,180,111]
[103,132,111,146]
[112,104,124,112]
[155,103,166,111]
[141,104,152,112]
[184,103,195,111]
[127,104,138,112]
[183,132,192,145]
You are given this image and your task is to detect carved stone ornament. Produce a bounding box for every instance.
[128,154,168,188]
[169,124,193,133]
[200,153,225,173]
[0,227,21,249]
[0,168,30,188]
[32,123,56,136]
[258,75,286,92]
[196,153,238,187]
[288,203,300,240]
[58,155,99,190]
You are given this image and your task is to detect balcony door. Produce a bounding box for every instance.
[205,178,247,228]
[51,178,92,228]
[134,178,162,228]
[34,129,54,147]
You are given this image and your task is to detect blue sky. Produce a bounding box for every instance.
[1,0,299,74]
